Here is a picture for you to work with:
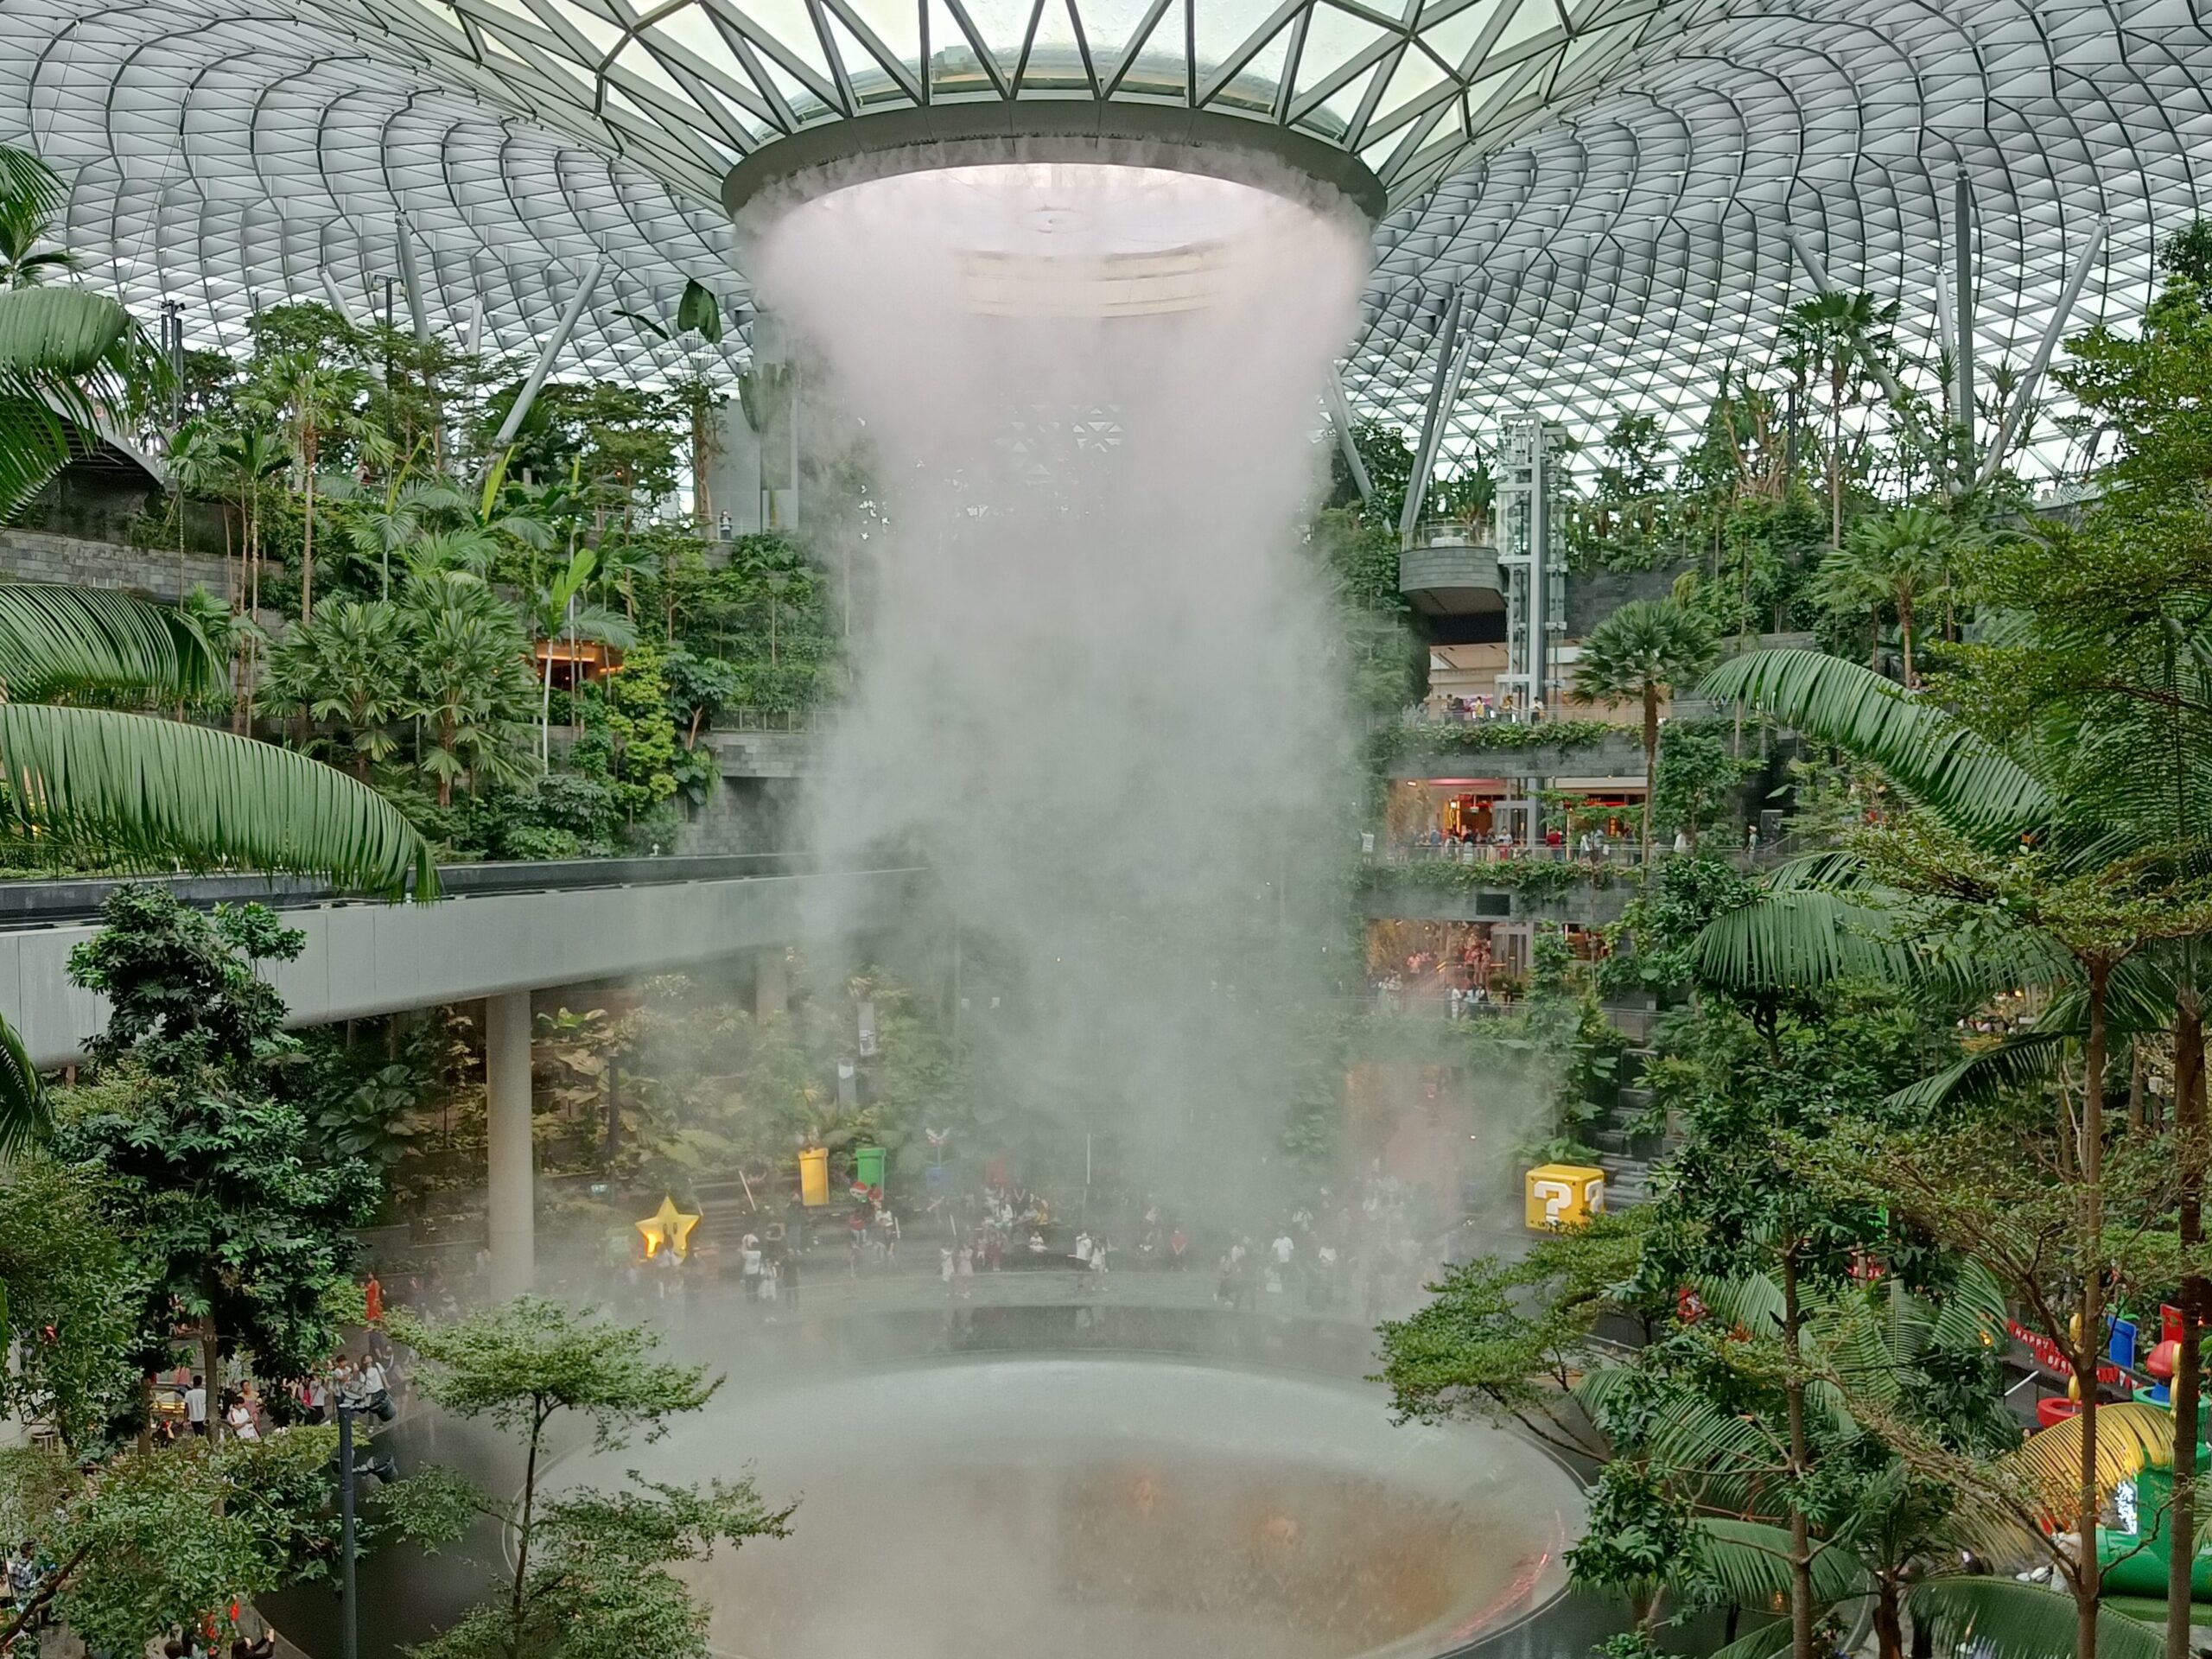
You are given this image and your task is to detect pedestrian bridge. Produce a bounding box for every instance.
[0,855,924,1066]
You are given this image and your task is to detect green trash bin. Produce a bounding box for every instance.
[855,1145,886,1195]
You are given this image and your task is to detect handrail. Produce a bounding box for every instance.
[0,854,918,927]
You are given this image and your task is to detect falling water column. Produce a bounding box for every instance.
[486,990,535,1298]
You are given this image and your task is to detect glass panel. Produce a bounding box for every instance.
[1370,37,1446,122]
[1207,20,1289,110]
[1414,0,1497,74]
[762,50,836,117]
[1311,56,1380,128]
[1116,0,1184,95]
[1192,0,1275,76]
[544,0,626,56]
[1491,0,1558,55]
[957,0,1033,73]
[927,0,997,90]
[650,3,764,91]
[1021,0,1088,86]
[1074,0,1157,72]
[845,0,923,71]
[716,0,836,82]
[616,37,694,93]
[1295,3,1389,92]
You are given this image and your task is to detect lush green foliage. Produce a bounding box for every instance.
[395,1298,792,1659]
[60,887,379,1388]
[1374,717,1624,761]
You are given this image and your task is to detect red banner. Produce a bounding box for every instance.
[2009,1319,2126,1387]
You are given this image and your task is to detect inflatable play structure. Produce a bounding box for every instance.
[2079,1327,2212,1603]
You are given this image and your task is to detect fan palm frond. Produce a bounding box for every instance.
[0,704,436,898]
[1884,1031,2067,1115]
[1991,1402,2172,1529]
[1697,1273,1787,1336]
[0,285,137,524]
[1931,1263,2012,1351]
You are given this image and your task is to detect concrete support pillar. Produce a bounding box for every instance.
[755,948,790,1020]
[485,991,535,1300]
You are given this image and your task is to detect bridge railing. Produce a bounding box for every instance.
[0,853,861,927]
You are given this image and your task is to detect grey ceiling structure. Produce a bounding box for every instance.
[2,0,2205,472]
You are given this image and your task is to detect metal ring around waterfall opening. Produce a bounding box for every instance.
[721,104,1389,233]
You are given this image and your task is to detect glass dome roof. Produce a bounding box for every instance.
[2,0,2206,473]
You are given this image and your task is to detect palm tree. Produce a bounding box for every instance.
[253,353,390,620]
[1779,290,1902,550]
[264,598,408,778]
[343,474,467,600]
[526,549,635,766]
[163,421,227,587]
[399,573,536,806]
[1572,599,1720,867]
[211,427,291,730]
[1814,506,1957,684]
[1586,1268,2170,1659]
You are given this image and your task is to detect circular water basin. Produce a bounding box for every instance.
[563,1355,1580,1659]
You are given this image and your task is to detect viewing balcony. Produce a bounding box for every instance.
[1398,525,1504,617]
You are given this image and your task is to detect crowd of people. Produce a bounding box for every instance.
[550,1156,1462,1330]
[1212,1166,1446,1321]
[1406,693,1548,724]
[0,1279,411,1659]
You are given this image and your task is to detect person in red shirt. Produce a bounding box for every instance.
[364,1274,384,1325]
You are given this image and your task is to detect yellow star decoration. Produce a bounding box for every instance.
[636,1195,701,1261]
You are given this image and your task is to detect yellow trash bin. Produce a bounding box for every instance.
[798,1146,830,1208]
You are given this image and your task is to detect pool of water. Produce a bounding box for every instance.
[557,1355,1580,1659]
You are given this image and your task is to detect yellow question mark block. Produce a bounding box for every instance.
[1525,1164,1608,1230]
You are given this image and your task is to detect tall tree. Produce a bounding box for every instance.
[1571,598,1719,868]
[252,353,390,620]
[1778,290,1900,550]
[392,1298,793,1659]
[60,888,385,1430]
[1696,647,2212,1659]
[1813,505,1957,684]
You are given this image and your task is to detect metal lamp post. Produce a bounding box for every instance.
[337,1399,360,1659]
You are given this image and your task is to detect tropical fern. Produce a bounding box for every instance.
[0,1014,45,1156]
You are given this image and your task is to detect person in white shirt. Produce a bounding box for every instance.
[226,1395,259,1442]
[1272,1234,1294,1267]
[184,1376,207,1436]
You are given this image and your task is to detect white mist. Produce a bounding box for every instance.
[753,156,1371,1195]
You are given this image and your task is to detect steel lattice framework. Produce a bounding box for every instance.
[2,0,2207,470]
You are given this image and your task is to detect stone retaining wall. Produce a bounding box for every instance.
[0,529,228,602]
